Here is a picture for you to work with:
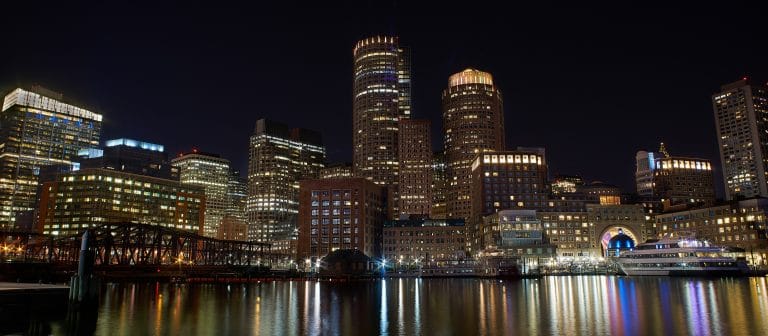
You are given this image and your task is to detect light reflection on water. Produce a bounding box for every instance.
[10,276,768,335]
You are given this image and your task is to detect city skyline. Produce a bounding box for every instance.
[1,3,767,197]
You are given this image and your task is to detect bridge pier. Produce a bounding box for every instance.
[69,230,99,307]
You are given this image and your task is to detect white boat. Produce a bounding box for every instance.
[615,234,749,276]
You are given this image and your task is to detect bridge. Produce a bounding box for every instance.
[0,222,295,276]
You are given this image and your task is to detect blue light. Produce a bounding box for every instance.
[105,138,164,152]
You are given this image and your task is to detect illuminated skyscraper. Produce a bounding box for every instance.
[653,156,715,208]
[713,78,768,199]
[442,69,505,220]
[226,170,248,223]
[635,150,656,197]
[352,36,411,185]
[431,150,448,219]
[398,119,432,217]
[0,86,102,230]
[247,119,325,244]
[171,151,230,238]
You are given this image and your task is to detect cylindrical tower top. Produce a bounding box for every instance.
[448,68,494,87]
[353,36,399,56]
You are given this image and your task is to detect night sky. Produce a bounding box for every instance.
[2,2,766,197]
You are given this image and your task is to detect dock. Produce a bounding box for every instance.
[0,282,70,307]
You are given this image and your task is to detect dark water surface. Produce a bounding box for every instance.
[5,276,768,335]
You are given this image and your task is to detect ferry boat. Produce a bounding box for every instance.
[615,234,749,276]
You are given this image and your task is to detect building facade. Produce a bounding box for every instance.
[442,69,505,220]
[217,214,249,241]
[655,199,768,266]
[470,149,548,249]
[713,79,768,199]
[247,119,325,243]
[653,156,715,208]
[226,169,247,221]
[37,168,205,236]
[383,218,466,267]
[0,87,102,230]
[297,178,387,260]
[635,150,656,197]
[352,36,411,186]
[398,119,432,217]
[480,210,557,269]
[171,151,230,238]
[431,151,448,219]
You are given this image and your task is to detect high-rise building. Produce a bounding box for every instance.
[352,36,411,185]
[431,151,448,219]
[226,169,247,220]
[247,119,325,243]
[713,78,768,199]
[171,151,230,238]
[37,168,205,236]
[443,69,505,220]
[470,149,548,249]
[79,138,174,179]
[635,150,656,197]
[653,156,715,208]
[297,178,387,260]
[319,163,353,179]
[0,87,102,230]
[398,119,432,217]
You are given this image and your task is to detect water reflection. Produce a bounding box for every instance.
[5,277,768,335]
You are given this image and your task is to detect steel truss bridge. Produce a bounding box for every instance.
[0,222,293,270]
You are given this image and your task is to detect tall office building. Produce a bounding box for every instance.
[713,78,768,199]
[443,69,505,220]
[398,119,432,217]
[247,119,325,243]
[226,169,247,220]
[431,151,448,219]
[470,149,548,249]
[0,87,102,230]
[635,150,657,197]
[171,151,230,238]
[352,36,411,185]
[653,156,715,208]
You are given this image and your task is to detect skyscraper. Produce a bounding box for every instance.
[352,36,411,185]
[171,151,230,238]
[431,151,448,219]
[226,169,247,221]
[635,150,656,197]
[713,78,768,199]
[247,119,325,244]
[398,119,432,217]
[442,69,505,220]
[0,86,102,230]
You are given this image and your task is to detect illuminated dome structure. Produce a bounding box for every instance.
[606,229,635,257]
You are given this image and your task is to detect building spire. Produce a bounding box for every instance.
[659,142,670,158]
